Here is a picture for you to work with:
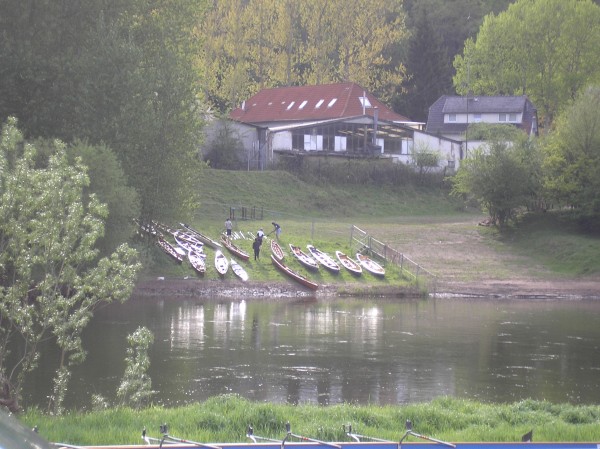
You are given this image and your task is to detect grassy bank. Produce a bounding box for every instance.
[138,169,600,284]
[21,396,600,445]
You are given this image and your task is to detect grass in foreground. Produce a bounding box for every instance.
[21,396,600,446]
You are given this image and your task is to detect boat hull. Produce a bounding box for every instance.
[271,240,285,261]
[221,235,250,261]
[271,254,318,290]
[335,251,362,275]
[289,244,319,271]
[307,245,340,273]
[356,253,385,277]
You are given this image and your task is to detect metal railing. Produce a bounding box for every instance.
[350,225,437,294]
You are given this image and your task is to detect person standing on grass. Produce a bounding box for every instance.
[257,228,265,243]
[225,217,232,237]
[252,236,261,260]
[271,222,281,240]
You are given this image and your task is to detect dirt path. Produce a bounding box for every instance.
[377,215,600,299]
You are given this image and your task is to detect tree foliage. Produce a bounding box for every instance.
[198,0,408,111]
[117,326,155,409]
[0,0,206,224]
[0,118,140,413]
[451,136,542,226]
[453,0,600,129]
[543,86,600,228]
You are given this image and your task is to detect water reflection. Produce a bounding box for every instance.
[24,297,600,409]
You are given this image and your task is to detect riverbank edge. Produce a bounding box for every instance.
[133,277,600,300]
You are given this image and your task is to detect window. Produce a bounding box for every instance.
[448,114,456,122]
[499,113,507,122]
[334,136,347,151]
[509,113,517,122]
[474,113,482,122]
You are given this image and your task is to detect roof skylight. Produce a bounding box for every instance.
[327,98,337,108]
[299,100,308,109]
[315,99,324,108]
[286,101,295,110]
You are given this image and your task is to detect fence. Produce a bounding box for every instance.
[349,225,437,294]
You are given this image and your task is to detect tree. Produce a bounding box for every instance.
[543,86,600,228]
[198,0,409,111]
[453,0,600,129]
[117,326,155,409]
[0,0,206,224]
[451,136,542,226]
[412,142,441,183]
[394,8,453,121]
[0,118,140,413]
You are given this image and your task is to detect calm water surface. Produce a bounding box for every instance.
[25,296,600,409]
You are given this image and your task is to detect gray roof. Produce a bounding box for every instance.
[442,96,527,114]
[426,95,538,137]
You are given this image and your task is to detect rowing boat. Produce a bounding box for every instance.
[156,237,183,263]
[289,244,319,271]
[214,250,229,275]
[356,253,385,277]
[271,239,285,261]
[271,254,318,290]
[180,223,222,249]
[307,245,340,273]
[220,235,250,261]
[335,251,362,275]
[188,250,206,275]
[230,258,249,281]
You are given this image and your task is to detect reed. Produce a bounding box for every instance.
[21,396,600,446]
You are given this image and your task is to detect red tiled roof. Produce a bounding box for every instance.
[229,82,409,124]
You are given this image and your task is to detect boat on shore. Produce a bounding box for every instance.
[214,250,229,275]
[187,250,206,275]
[220,235,250,261]
[289,244,319,271]
[335,251,362,276]
[230,258,249,281]
[356,253,385,277]
[307,245,340,273]
[271,254,318,290]
[180,223,222,249]
[271,240,285,261]
[156,237,183,263]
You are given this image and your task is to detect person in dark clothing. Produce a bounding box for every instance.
[252,237,261,260]
[271,222,281,240]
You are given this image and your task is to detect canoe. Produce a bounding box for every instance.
[335,251,362,275]
[156,237,183,263]
[307,245,340,273]
[214,250,229,275]
[356,253,385,277]
[220,234,250,261]
[180,223,222,249]
[289,244,319,271]
[271,254,318,290]
[271,239,285,261]
[188,250,206,275]
[230,258,249,281]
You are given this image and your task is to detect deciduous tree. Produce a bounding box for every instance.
[0,118,140,413]
[453,0,600,129]
[543,86,600,228]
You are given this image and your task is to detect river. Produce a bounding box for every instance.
[24,295,600,409]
